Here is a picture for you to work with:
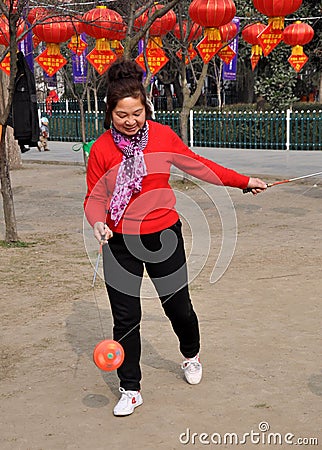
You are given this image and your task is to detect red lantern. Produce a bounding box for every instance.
[68,17,87,56]
[174,21,202,65]
[33,16,75,43]
[34,16,75,76]
[253,0,303,19]
[71,17,85,36]
[242,23,266,45]
[283,21,314,72]
[218,21,238,64]
[82,6,124,40]
[27,7,47,49]
[135,4,176,75]
[189,0,236,63]
[0,15,25,76]
[0,54,11,76]
[242,22,266,70]
[189,0,236,28]
[0,14,25,47]
[173,21,202,42]
[219,21,238,43]
[134,4,177,38]
[253,0,303,56]
[27,7,47,24]
[82,6,124,74]
[283,21,314,47]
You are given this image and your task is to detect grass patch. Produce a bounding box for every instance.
[0,240,36,248]
[253,403,271,409]
[170,178,198,190]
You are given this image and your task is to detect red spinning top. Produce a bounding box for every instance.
[93,340,124,371]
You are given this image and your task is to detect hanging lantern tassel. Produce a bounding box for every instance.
[253,0,303,56]
[36,43,67,77]
[134,4,176,75]
[251,44,263,71]
[189,0,236,64]
[269,16,284,30]
[197,27,222,63]
[0,15,25,75]
[283,21,314,73]
[218,21,238,65]
[288,46,308,73]
[68,34,87,56]
[82,6,125,75]
[67,17,87,56]
[147,36,163,50]
[110,40,124,59]
[47,42,61,56]
[87,38,117,75]
[177,43,198,65]
[0,53,11,76]
[33,16,75,77]
[242,22,266,71]
[174,21,202,65]
[257,17,284,57]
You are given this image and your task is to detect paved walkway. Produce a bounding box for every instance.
[22,141,322,180]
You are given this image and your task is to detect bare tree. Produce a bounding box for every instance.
[0,0,26,242]
[0,0,184,241]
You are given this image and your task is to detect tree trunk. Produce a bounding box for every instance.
[180,106,189,146]
[164,84,173,111]
[6,127,21,170]
[173,73,183,107]
[319,73,322,103]
[216,78,222,110]
[180,63,209,145]
[0,125,18,242]
[93,87,99,135]
[0,69,21,170]
[245,67,255,103]
[87,88,91,112]
[79,102,88,168]
[213,60,223,109]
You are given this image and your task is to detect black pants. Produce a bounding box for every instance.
[102,220,200,391]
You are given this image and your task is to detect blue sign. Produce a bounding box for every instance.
[43,73,57,87]
[72,52,88,83]
[18,25,34,72]
[222,17,240,81]
[72,34,88,83]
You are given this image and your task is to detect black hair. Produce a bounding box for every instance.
[104,59,152,129]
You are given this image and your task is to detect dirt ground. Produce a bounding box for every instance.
[1,162,321,450]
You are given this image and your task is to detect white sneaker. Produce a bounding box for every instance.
[113,387,143,416]
[181,354,202,385]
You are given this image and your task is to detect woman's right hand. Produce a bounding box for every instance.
[246,177,267,195]
[93,222,113,244]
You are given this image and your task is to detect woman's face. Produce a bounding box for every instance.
[112,96,146,136]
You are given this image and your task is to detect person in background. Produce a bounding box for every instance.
[38,117,50,151]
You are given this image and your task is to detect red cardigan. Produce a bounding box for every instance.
[84,120,249,234]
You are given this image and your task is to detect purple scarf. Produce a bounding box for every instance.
[109,122,149,226]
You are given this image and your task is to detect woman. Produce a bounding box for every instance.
[84,59,267,417]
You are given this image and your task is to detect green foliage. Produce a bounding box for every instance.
[234,0,321,108]
[255,45,299,109]
[296,1,322,89]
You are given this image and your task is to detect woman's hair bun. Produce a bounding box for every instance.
[107,59,144,84]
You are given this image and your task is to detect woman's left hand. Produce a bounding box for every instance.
[247,177,267,195]
[93,221,113,244]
